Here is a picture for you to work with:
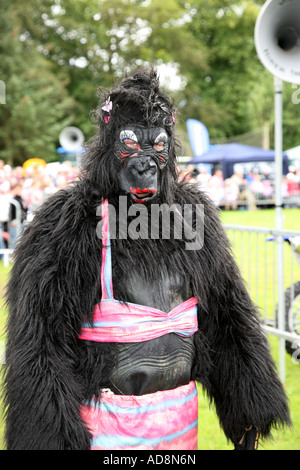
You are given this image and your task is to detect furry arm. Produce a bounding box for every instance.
[188,189,291,445]
[4,184,101,449]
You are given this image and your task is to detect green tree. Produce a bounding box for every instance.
[178,1,265,140]
[3,0,300,165]
[0,1,75,166]
[13,0,207,137]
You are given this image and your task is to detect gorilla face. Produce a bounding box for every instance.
[116,125,169,204]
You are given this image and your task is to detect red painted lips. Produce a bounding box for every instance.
[130,187,157,202]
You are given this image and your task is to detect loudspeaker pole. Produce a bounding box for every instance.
[255,0,300,382]
[274,76,286,382]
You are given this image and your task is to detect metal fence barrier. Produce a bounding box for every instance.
[224,224,300,381]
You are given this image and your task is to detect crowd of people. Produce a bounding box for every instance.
[178,163,300,210]
[1,158,300,251]
[0,159,79,250]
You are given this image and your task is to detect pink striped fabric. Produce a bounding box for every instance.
[79,200,199,450]
[80,381,198,450]
[78,198,198,343]
[79,297,198,343]
[99,198,113,300]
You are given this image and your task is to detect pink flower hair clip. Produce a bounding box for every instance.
[102,97,112,124]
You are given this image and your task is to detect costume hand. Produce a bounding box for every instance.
[234,425,260,450]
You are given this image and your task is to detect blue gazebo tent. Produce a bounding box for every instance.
[188,143,289,179]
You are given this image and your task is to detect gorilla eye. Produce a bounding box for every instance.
[123,139,141,150]
[153,132,168,152]
[153,141,165,151]
[120,130,140,150]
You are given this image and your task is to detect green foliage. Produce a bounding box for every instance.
[0,0,76,165]
[1,0,300,166]
[178,1,264,138]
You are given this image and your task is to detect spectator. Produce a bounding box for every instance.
[178,164,194,183]
[206,169,224,206]
[224,177,239,210]
[238,178,256,211]
[0,180,10,249]
[250,174,264,200]
[41,174,57,199]
[245,171,255,186]
[261,165,273,185]
[8,182,28,249]
[286,173,300,196]
[197,166,211,193]
[230,167,244,189]
[262,179,274,199]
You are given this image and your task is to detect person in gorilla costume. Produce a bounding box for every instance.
[4,68,290,450]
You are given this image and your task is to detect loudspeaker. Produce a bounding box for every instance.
[255,0,300,84]
[59,126,84,151]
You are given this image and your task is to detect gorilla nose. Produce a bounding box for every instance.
[134,158,157,176]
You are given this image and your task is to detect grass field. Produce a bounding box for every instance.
[221,208,300,320]
[201,207,300,450]
[0,207,299,450]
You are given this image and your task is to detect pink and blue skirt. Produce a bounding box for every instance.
[80,381,198,450]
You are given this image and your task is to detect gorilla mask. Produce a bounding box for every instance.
[83,68,178,204]
[117,124,169,203]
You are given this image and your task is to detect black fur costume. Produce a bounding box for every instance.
[3,68,290,450]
